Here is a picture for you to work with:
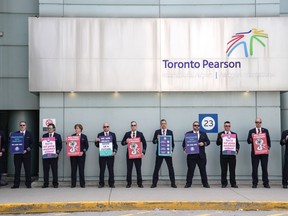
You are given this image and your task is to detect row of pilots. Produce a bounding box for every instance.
[1,117,288,189]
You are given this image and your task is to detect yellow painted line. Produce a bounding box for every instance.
[109,201,288,211]
[267,214,282,216]
[267,214,287,216]
[1,201,288,214]
[0,201,109,214]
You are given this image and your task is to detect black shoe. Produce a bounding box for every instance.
[109,185,115,188]
[221,184,227,188]
[150,184,157,188]
[11,185,19,189]
[252,184,257,188]
[98,184,104,188]
[26,185,32,188]
[264,184,270,188]
[184,184,191,188]
[283,185,287,189]
[81,185,85,188]
[231,185,238,188]
[203,184,210,188]
[53,185,58,188]
[138,184,144,188]
[126,184,131,188]
[0,182,8,186]
[171,184,177,188]
[42,185,48,188]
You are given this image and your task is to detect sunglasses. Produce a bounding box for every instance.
[103,126,109,128]
[224,125,231,127]
[193,125,200,127]
[255,122,262,124]
[20,124,26,126]
[131,124,137,127]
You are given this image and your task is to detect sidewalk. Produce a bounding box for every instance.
[0,180,287,214]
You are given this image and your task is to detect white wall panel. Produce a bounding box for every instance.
[30,18,288,92]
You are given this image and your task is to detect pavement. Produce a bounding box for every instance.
[0,179,288,214]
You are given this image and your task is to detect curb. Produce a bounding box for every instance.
[1,201,288,214]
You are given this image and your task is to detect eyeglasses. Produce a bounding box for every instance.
[131,124,137,127]
[193,125,199,127]
[224,125,231,127]
[255,122,262,124]
[20,124,26,126]
[48,127,54,129]
[103,126,109,128]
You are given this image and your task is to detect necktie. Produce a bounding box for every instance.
[194,131,199,139]
[257,128,260,134]
[132,132,135,138]
[49,133,52,137]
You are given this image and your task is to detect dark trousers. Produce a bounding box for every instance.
[70,155,86,187]
[186,154,208,186]
[0,157,2,182]
[220,156,236,186]
[126,156,142,186]
[43,158,59,186]
[13,153,31,187]
[99,156,115,186]
[152,155,175,185]
[251,153,269,185]
[282,155,288,186]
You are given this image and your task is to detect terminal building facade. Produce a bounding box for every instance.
[1,0,288,183]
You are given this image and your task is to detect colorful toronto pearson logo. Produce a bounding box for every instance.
[226,28,268,57]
